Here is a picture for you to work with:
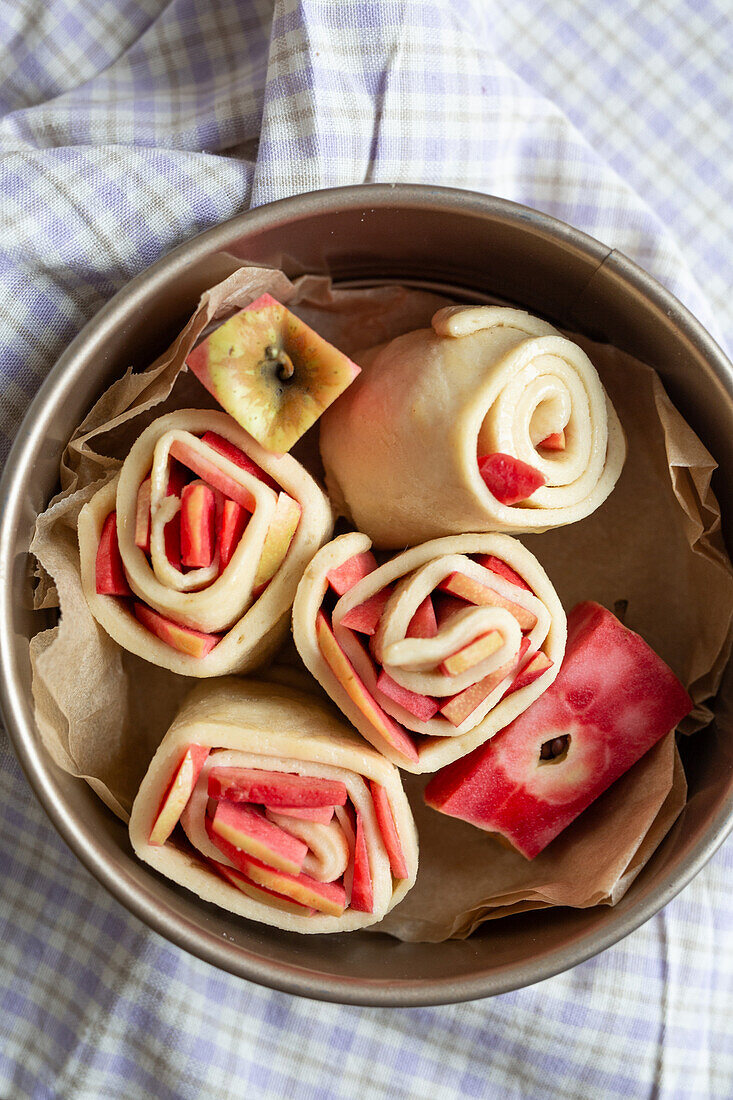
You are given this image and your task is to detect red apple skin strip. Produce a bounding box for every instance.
[210,800,308,875]
[273,805,335,824]
[440,638,531,726]
[425,601,693,859]
[180,481,217,569]
[230,851,347,917]
[218,499,249,571]
[539,431,566,451]
[376,670,440,722]
[326,550,377,595]
[478,452,546,505]
[95,512,132,596]
[133,602,222,658]
[474,554,533,593]
[135,479,152,554]
[207,766,348,807]
[209,859,314,916]
[406,596,438,638]
[349,812,374,913]
[200,430,279,491]
[369,781,409,880]
[316,611,419,763]
[149,744,210,846]
[438,572,537,631]
[339,585,393,635]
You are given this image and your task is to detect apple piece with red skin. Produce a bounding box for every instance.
[316,611,419,763]
[478,452,546,505]
[252,492,301,593]
[439,630,504,677]
[208,766,348,807]
[369,781,409,879]
[209,858,314,915]
[271,805,335,824]
[376,670,440,722]
[170,438,258,512]
[474,554,532,593]
[407,596,438,638]
[539,431,566,451]
[339,585,393,635]
[133,602,222,658]
[504,651,553,696]
[200,430,279,491]
[135,479,152,554]
[96,511,132,596]
[226,849,347,917]
[180,480,217,569]
[209,799,308,875]
[327,550,377,595]
[148,744,210,846]
[440,638,530,726]
[349,812,373,913]
[425,601,693,859]
[438,572,537,632]
[186,293,361,454]
[218,499,249,571]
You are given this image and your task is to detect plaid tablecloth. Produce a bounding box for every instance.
[1,2,732,1096]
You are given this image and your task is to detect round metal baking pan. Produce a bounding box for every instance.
[1,185,732,1006]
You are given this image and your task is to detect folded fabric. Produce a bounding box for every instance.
[78,409,332,675]
[293,531,566,772]
[320,306,626,547]
[129,679,418,933]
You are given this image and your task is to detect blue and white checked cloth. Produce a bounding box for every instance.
[1,2,732,1096]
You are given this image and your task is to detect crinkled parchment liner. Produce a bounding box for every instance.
[28,265,733,941]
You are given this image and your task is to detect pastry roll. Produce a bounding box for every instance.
[293,531,567,772]
[129,679,418,933]
[78,409,332,676]
[320,306,626,547]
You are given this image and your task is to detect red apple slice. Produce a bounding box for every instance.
[478,452,546,505]
[425,601,693,859]
[376,670,440,721]
[316,612,419,763]
[504,651,553,696]
[209,858,314,915]
[208,766,348,807]
[369,781,409,879]
[133,602,222,658]
[272,805,335,824]
[186,293,361,454]
[439,630,504,677]
[95,512,132,596]
[339,586,393,635]
[326,550,378,595]
[135,478,152,554]
[474,554,532,593]
[439,638,531,726]
[252,492,301,592]
[231,852,347,917]
[200,431,279,491]
[218,499,249,571]
[438,572,537,631]
[539,431,566,451]
[164,511,182,570]
[210,800,308,874]
[407,596,438,638]
[180,480,216,568]
[149,744,210,846]
[167,458,189,498]
[349,812,373,913]
[169,438,257,512]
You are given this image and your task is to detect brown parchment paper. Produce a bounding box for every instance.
[28,266,733,940]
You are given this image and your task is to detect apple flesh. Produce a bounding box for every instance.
[376,670,440,722]
[180,480,216,568]
[95,512,132,596]
[135,479,152,554]
[438,572,537,632]
[439,630,504,677]
[339,585,393,635]
[209,800,308,874]
[326,550,377,595]
[228,850,347,917]
[407,596,438,638]
[170,438,257,512]
[200,430,279,491]
[271,805,335,824]
[504,651,553,696]
[208,766,348,807]
[425,601,693,858]
[149,744,210,846]
[186,293,361,454]
[478,452,546,505]
[133,602,222,658]
[349,812,373,913]
[252,492,301,592]
[209,858,314,915]
[218,499,249,571]
[473,554,532,593]
[439,638,530,726]
[316,611,419,763]
[369,781,409,879]
[539,431,566,451]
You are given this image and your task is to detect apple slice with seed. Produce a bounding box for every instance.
[96,512,132,596]
[209,800,308,875]
[327,551,378,595]
[133,602,222,658]
[149,744,210,846]
[369,781,409,879]
[208,766,348,807]
[478,452,546,505]
[438,572,537,631]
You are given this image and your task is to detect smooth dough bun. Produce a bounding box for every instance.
[320,306,626,547]
[129,678,418,934]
